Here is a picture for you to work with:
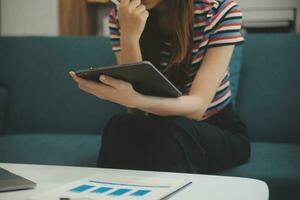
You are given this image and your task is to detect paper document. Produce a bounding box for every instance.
[28,173,191,200]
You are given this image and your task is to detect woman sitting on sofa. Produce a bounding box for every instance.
[70,0,250,173]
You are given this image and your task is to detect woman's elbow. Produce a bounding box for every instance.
[184,96,209,121]
[185,104,207,121]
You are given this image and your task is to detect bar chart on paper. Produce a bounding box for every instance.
[28,174,191,200]
[67,180,157,198]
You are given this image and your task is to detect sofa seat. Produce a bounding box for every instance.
[2,134,300,200]
[0,133,102,167]
[1,137,300,199]
[218,142,300,200]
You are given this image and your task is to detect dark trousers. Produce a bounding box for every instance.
[97,104,250,173]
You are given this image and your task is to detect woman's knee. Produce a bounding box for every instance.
[238,138,251,164]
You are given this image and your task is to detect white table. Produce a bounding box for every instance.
[0,163,268,200]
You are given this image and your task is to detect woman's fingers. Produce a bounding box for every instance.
[120,0,130,5]
[100,75,129,90]
[78,84,94,95]
[128,0,141,11]
[141,9,149,19]
[69,71,83,84]
[135,4,146,13]
[69,71,87,85]
[69,71,100,91]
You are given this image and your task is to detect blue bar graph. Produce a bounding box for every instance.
[70,184,94,192]
[109,188,132,196]
[130,189,151,196]
[92,187,113,194]
[68,181,154,197]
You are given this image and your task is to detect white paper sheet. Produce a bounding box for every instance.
[28,173,191,200]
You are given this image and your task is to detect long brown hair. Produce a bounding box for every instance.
[164,0,194,69]
[140,0,194,91]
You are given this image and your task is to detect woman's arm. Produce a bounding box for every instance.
[70,45,234,121]
[115,0,148,64]
[110,0,149,114]
[134,45,235,120]
[114,0,148,114]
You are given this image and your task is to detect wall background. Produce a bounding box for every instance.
[0,0,59,36]
[0,0,299,36]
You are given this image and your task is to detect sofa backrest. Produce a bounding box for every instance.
[237,34,300,144]
[0,37,125,135]
[1,35,299,144]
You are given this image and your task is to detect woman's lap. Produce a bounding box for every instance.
[97,105,250,173]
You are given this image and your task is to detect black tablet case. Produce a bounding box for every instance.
[76,61,182,98]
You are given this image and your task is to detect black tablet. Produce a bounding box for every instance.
[75,61,182,97]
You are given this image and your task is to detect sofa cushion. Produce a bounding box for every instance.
[229,44,243,106]
[237,34,300,144]
[0,133,101,167]
[0,37,125,135]
[217,142,300,200]
[0,87,8,134]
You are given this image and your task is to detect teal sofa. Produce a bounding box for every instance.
[0,34,299,200]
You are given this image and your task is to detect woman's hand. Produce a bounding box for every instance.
[118,0,149,43]
[69,72,141,108]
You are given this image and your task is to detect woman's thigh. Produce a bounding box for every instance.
[99,112,250,173]
[157,116,250,172]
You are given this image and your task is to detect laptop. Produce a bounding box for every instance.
[0,167,36,192]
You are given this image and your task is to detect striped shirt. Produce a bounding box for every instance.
[108,0,244,119]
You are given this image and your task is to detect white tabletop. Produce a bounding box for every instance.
[0,163,268,200]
